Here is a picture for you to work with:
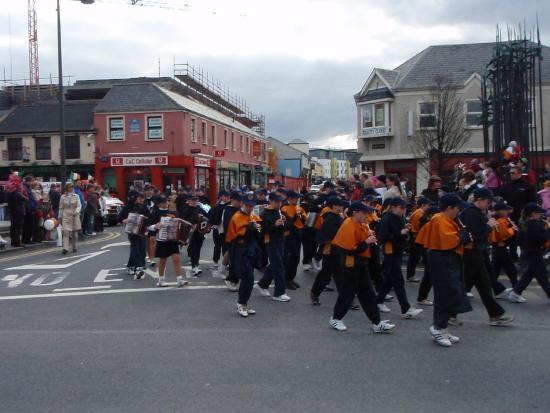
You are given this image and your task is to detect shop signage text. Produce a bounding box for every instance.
[110,156,168,167]
[214,150,225,157]
[194,157,211,168]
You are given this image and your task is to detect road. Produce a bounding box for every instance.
[0,227,548,413]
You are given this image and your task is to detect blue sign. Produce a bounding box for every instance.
[130,119,141,133]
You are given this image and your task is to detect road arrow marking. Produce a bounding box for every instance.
[5,250,109,270]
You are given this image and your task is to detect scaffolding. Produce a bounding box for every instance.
[481,24,545,172]
[173,62,265,136]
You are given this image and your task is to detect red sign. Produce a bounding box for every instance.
[214,150,225,157]
[194,157,211,168]
[252,141,262,157]
[110,156,168,167]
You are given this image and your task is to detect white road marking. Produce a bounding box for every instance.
[100,242,130,250]
[2,273,35,288]
[0,285,227,301]
[30,272,69,287]
[94,268,125,283]
[53,286,112,292]
[5,250,109,270]
[144,268,159,279]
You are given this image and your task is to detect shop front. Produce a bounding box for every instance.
[254,165,267,187]
[217,160,239,190]
[239,163,252,187]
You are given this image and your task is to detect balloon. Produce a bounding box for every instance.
[44,218,58,231]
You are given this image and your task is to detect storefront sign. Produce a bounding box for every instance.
[218,161,239,170]
[110,156,168,167]
[239,163,252,171]
[372,143,386,149]
[194,157,211,168]
[254,165,264,171]
[252,141,262,157]
[129,119,141,133]
[214,150,225,157]
[361,126,391,138]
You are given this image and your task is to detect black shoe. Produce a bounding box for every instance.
[62,249,68,255]
[286,281,297,290]
[310,292,321,306]
[292,280,301,289]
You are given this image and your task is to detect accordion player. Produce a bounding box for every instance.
[156,216,194,244]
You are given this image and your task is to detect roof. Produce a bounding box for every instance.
[288,138,309,144]
[94,83,181,113]
[0,101,97,135]
[267,136,311,159]
[355,87,393,103]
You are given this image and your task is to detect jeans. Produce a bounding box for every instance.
[285,231,302,281]
[463,250,505,318]
[433,306,451,330]
[232,244,254,305]
[333,258,380,324]
[258,240,286,297]
[85,213,95,235]
[311,253,338,297]
[187,232,204,267]
[377,253,411,313]
[514,251,550,298]
[10,212,24,247]
[128,234,146,269]
[301,226,317,264]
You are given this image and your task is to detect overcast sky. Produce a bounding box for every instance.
[1,0,549,148]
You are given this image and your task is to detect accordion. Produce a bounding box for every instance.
[305,212,317,228]
[124,213,147,236]
[157,217,193,243]
[197,214,212,235]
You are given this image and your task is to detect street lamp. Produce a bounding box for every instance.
[57,0,95,189]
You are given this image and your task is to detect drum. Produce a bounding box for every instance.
[305,212,317,228]
[157,217,193,243]
[124,213,147,236]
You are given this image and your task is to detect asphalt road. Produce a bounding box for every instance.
[0,227,549,413]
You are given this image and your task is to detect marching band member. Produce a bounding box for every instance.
[301,192,319,271]
[415,194,472,347]
[282,190,308,290]
[118,192,149,280]
[208,190,230,273]
[406,197,431,283]
[460,188,514,326]
[179,194,206,276]
[507,203,550,303]
[226,196,262,317]
[256,193,291,302]
[489,203,518,292]
[375,197,423,319]
[147,195,188,288]
[329,202,395,333]
[310,196,347,305]
[363,195,383,294]
[144,184,157,267]
[223,192,243,291]
[415,205,440,305]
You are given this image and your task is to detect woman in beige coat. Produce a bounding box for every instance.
[59,182,82,254]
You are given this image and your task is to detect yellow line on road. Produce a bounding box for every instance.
[0,232,120,263]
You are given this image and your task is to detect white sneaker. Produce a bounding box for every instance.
[430,326,452,347]
[372,320,395,333]
[312,258,322,271]
[126,267,134,276]
[156,277,168,287]
[417,299,433,306]
[378,303,391,313]
[255,284,271,297]
[329,317,347,331]
[273,294,291,302]
[176,276,189,288]
[225,280,238,292]
[133,268,144,280]
[495,288,512,299]
[466,292,474,298]
[402,307,423,319]
[246,306,256,315]
[237,303,248,317]
[385,294,394,301]
[507,290,526,303]
[303,263,312,271]
[443,329,460,344]
[192,266,202,276]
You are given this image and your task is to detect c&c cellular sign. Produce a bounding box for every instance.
[110,156,168,167]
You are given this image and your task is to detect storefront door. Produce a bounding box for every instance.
[195,167,210,191]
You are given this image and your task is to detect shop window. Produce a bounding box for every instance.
[65,135,80,159]
[191,119,196,142]
[201,122,207,144]
[211,125,217,146]
[147,116,163,140]
[466,100,482,127]
[419,102,437,128]
[35,137,51,160]
[108,117,125,141]
[7,137,22,161]
[362,103,389,129]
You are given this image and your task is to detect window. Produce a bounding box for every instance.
[466,100,482,127]
[246,137,250,154]
[231,131,235,151]
[201,122,207,144]
[35,137,51,160]
[240,135,244,152]
[191,119,196,142]
[108,117,125,141]
[374,103,385,127]
[146,116,163,140]
[419,102,437,128]
[65,135,80,159]
[7,138,22,161]
[224,130,228,149]
[362,104,373,128]
[211,125,217,146]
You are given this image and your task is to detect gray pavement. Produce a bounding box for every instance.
[0,227,549,413]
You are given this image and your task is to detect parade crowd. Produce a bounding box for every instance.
[3,151,550,348]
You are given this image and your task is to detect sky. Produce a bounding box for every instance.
[1,0,549,149]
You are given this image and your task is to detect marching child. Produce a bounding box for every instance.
[489,203,518,289]
[406,197,431,282]
[119,192,149,280]
[281,191,308,290]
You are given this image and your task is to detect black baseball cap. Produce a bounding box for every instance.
[417,197,431,206]
[348,202,373,213]
[388,197,407,207]
[493,202,513,212]
[230,191,241,200]
[439,193,467,209]
[268,193,283,202]
[326,196,348,207]
[242,196,256,206]
[473,188,494,201]
[287,190,301,199]
[218,189,229,197]
[523,203,546,215]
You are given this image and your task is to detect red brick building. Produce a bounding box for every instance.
[87,78,268,202]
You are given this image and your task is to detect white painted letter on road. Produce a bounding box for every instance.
[94,269,124,283]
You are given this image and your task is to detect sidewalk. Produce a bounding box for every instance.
[0,230,116,254]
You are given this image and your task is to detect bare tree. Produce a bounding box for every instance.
[412,76,471,176]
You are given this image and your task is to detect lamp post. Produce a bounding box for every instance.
[57,0,95,189]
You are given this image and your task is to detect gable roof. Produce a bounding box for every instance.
[94,83,181,113]
[0,101,96,135]
[267,136,310,160]
[288,138,308,144]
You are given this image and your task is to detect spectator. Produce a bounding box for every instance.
[6,173,27,247]
[538,180,550,216]
[517,158,537,186]
[382,174,405,202]
[83,184,98,236]
[59,182,82,254]
[539,162,550,182]
[500,165,537,224]
[459,170,481,201]
[0,185,6,221]
[420,175,442,203]
[22,176,36,244]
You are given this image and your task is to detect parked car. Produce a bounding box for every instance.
[309,184,321,192]
[102,196,124,226]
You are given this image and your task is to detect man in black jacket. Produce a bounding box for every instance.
[208,190,230,271]
[500,166,537,223]
[460,188,514,326]
[179,194,205,276]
